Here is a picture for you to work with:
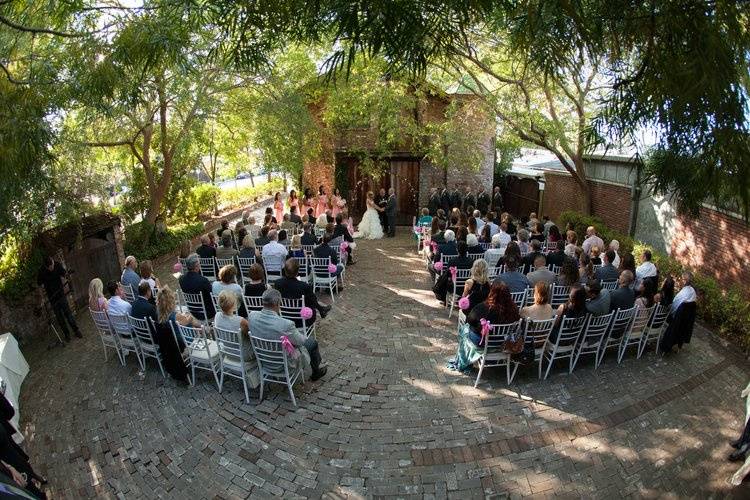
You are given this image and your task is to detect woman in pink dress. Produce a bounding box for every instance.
[331,188,346,218]
[302,188,314,217]
[315,185,328,218]
[288,189,299,213]
[273,192,284,222]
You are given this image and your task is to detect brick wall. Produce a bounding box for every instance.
[670,206,750,288]
[542,171,631,233]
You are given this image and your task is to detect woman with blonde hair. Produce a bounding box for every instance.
[88,278,108,312]
[239,234,259,260]
[461,258,490,313]
[354,191,384,239]
[139,260,160,291]
[178,240,192,259]
[521,282,555,320]
[154,285,202,382]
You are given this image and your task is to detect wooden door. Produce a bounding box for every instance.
[389,159,420,225]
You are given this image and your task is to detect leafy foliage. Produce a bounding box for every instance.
[557,211,634,255]
[123,221,204,262]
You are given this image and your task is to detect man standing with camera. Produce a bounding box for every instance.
[36,255,82,341]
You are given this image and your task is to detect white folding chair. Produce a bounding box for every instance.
[488,265,505,280]
[243,295,265,315]
[289,255,311,282]
[215,257,237,275]
[550,284,571,308]
[250,335,304,407]
[178,258,188,276]
[122,284,136,303]
[541,315,587,379]
[617,305,655,363]
[447,269,471,319]
[592,264,602,274]
[214,326,255,403]
[549,264,560,275]
[167,321,193,385]
[108,313,143,370]
[128,315,165,377]
[310,257,339,301]
[598,306,637,365]
[313,227,325,239]
[262,253,285,284]
[474,320,523,387]
[638,303,671,358]
[280,297,316,339]
[510,290,527,309]
[180,291,211,324]
[199,257,217,281]
[522,317,557,379]
[601,280,618,291]
[572,312,612,371]
[523,287,535,307]
[479,242,491,251]
[332,245,347,280]
[90,309,123,365]
[302,245,316,256]
[467,253,484,262]
[237,257,256,286]
[177,323,221,390]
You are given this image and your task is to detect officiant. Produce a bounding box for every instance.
[375,187,388,234]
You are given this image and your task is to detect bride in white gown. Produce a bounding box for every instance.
[355,191,384,240]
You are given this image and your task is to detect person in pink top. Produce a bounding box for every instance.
[302,187,314,214]
[342,206,354,235]
[273,192,284,223]
[315,185,328,217]
[288,189,299,212]
[331,188,346,217]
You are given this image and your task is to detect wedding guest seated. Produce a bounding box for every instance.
[484,212,499,236]
[432,241,473,303]
[436,208,447,222]
[529,222,545,243]
[219,219,234,241]
[635,278,657,309]
[255,226,271,247]
[516,229,530,254]
[280,214,297,233]
[288,234,306,259]
[498,241,521,269]
[244,263,267,297]
[207,232,217,248]
[450,282,521,372]
[139,260,160,293]
[178,254,216,320]
[313,233,344,277]
[609,239,621,268]
[670,271,696,316]
[301,223,317,246]
[609,270,636,312]
[582,226,604,256]
[429,229,457,280]
[659,271,697,354]
[555,257,580,286]
[261,229,288,276]
[618,253,636,280]
[460,258,491,312]
[467,216,477,236]
[497,222,511,247]
[249,289,327,381]
[585,279,610,316]
[216,233,238,260]
[431,219,447,244]
[196,234,216,259]
[155,286,202,382]
[288,206,302,225]
[521,282,555,320]
[478,223,492,243]
[494,256,531,293]
[546,240,567,268]
[212,265,246,316]
[483,234,504,268]
[88,278,108,312]
[179,239,192,260]
[214,290,260,388]
[547,224,562,243]
[578,254,594,285]
[106,280,132,316]
[564,230,578,258]
[121,255,141,293]
[131,281,158,324]
[522,240,544,272]
[315,211,329,229]
[659,275,675,306]
[594,250,620,283]
[635,249,657,288]
[527,212,539,230]
[417,207,432,226]
[278,229,289,246]
[527,254,555,286]
[333,213,354,265]
[549,284,587,343]
[473,210,485,234]
[274,259,331,325]
[246,216,260,239]
[466,233,484,254]
[236,224,248,249]
[239,235,260,260]
[590,246,602,265]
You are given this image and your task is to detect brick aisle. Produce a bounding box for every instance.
[16,232,750,498]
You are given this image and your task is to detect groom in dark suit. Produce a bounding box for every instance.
[375,187,388,234]
[385,188,397,237]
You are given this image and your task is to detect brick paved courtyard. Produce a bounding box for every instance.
[16,232,750,498]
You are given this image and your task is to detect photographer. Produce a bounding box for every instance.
[36,256,82,341]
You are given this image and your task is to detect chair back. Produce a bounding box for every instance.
[310,257,334,278]
[467,253,484,262]
[554,315,588,347]
[237,257,255,285]
[214,325,244,361]
[510,290,527,308]
[581,311,613,346]
[440,254,454,267]
[592,264,602,274]
[128,315,156,345]
[479,242,491,251]
[610,306,637,338]
[302,244,316,256]
[263,252,286,276]
[250,336,291,376]
[523,287,535,306]
[199,257,216,280]
[209,293,221,316]
[90,309,115,338]
[549,264,560,275]
[630,305,655,337]
[288,255,309,279]
[451,268,472,290]
[601,280,618,291]
[482,320,523,353]
[648,303,671,331]
[329,236,344,249]
[279,297,308,329]
[181,291,209,321]
[123,284,136,303]
[108,313,133,339]
[176,323,205,351]
[215,257,236,274]
[243,295,265,314]
[550,284,571,307]
[488,265,505,279]
[313,227,325,238]
[177,258,188,276]
[524,317,557,351]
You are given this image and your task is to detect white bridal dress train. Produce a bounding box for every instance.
[355,201,384,240]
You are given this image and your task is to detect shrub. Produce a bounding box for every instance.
[557,210,635,254]
[0,234,43,303]
[219,178,284,210]
[123,221,204,262]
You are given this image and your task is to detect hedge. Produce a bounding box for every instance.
[561,211,750,350]
[123,221,204,262]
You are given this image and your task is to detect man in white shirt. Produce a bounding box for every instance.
[497,223,511,248]
[483,234,505,267]
[473,210,485,235]
[671,271,696,313]
[106,281,132,316]
[262,230,289,275]
[581,226,604,256]
[484,214,499,237]
[635,249,657,287]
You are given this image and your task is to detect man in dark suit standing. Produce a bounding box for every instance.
[450,186,462,211]
[333,213,355,264]
[463,186,476,212]
[477,186,491,215]
[440,186,451,214]
[385,188,397,237]
[131,281,158,324]
[274,259,331,326]
[492,185,503,212]
[375,187,388,234]
[428,187,440,215]
[178,254,215,320]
